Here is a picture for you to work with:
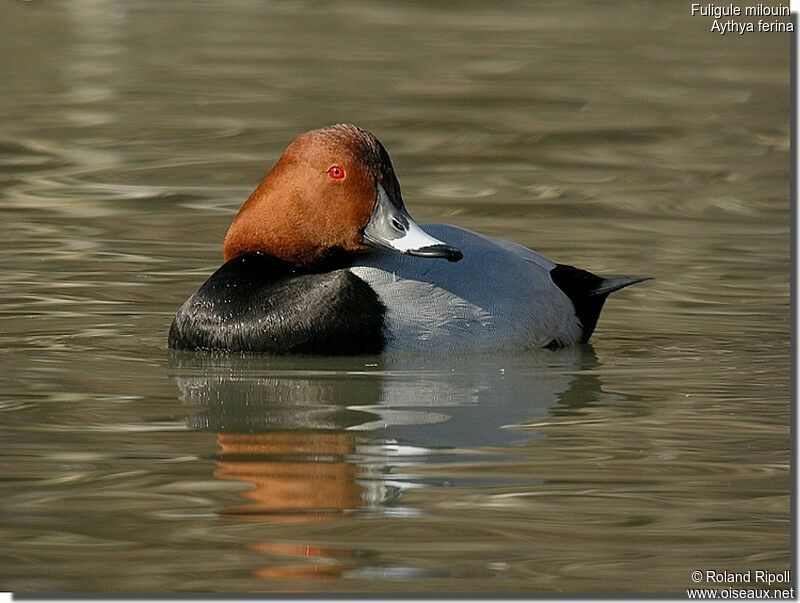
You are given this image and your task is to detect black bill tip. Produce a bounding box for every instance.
[407,244,463,262]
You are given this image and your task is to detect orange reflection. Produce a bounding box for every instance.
[214,430,362,580]
[250,543,351,581]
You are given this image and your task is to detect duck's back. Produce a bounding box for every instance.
[348,225,583,352]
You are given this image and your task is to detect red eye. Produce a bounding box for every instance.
[328,165,345,180]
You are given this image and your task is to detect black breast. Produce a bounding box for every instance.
[168,252,386,355]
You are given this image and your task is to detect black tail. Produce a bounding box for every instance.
[588,275,651,298]
[550,264,650,342]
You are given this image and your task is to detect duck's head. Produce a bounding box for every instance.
[223,124,463,266]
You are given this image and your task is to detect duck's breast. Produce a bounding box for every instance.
[348,225,582,352]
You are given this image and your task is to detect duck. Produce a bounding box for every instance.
[168,124,647,355]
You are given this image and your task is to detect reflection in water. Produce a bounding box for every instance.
[170,349,610,582]
[216,431,360,580]
[215,432,362,519]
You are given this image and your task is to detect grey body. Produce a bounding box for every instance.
[349,225,584,353]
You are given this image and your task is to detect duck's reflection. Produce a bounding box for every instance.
[214,430,360,580]
[215,431,361,520]
[170,349,604,581]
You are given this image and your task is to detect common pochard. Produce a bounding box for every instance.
[169,124,646,354]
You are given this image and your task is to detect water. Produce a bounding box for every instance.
[0,0,790,594]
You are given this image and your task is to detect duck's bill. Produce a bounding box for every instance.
[363,183,463,262]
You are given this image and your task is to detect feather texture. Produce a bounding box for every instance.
[349,225,582,352]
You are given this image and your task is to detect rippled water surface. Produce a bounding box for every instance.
[0,0,790,594]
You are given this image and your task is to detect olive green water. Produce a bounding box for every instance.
[0,0,791,594]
